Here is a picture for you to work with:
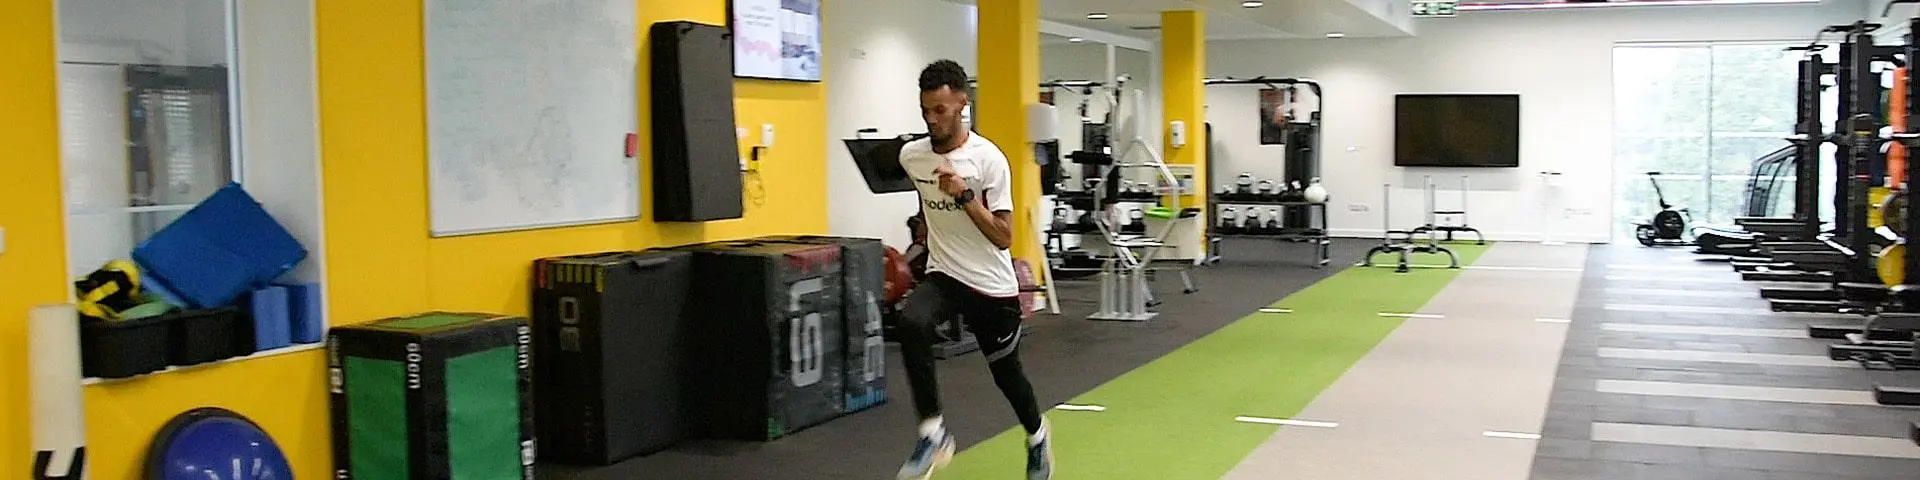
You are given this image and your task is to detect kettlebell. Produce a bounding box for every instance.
[1220,207,1239,229]
[1052,206,1071,230]
[1255,179,1277,200]
[1304,177,1330,203]
[1235,173,1256,195]
[1278,181,1304,202]
[1264,207,1283,230]
[1126,208,1147,233]
[1241,210,1263,231]
[1217,184,1234,197]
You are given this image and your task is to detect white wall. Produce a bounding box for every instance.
[823,0,977,250]
[1208,0,1868,243]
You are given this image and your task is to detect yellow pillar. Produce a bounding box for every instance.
[976,0,1044,269]
[1161,10,1207,215]
[0,0,66,472]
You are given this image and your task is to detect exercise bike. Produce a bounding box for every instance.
[1635,171,1694,246]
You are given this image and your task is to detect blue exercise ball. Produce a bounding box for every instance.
[146,407,293,480]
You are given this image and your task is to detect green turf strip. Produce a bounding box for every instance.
[936,243,1490,479]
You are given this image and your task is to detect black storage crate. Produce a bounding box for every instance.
[327,312,535,480]
[759,235,889,414]
[678,240,847,441]
[80,314,173,378]
[168,307,251,366]
[531,249,694,465]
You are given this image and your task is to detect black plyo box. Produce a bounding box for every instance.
[759,235,889,414]
[531,250,693,465]
[677,240,847,441]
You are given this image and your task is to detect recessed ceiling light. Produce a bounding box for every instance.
[1242,0,1266,7]
[1068,37,1084,43]
[1326,32,1346,38]
[1087,12,1110,20]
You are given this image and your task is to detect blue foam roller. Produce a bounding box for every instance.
[133,183,308,309]
[146,408,292,480]
[277,283,324,344]
[243,286,291,352]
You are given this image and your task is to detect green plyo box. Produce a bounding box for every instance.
[328,312,535,480]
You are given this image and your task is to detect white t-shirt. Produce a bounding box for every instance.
[899,133,1019,298]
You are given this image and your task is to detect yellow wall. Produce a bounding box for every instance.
[49,1,830,478]
[1,0,66,473]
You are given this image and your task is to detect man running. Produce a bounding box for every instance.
[893,59,1052,480]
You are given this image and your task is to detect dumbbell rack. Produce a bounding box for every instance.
[1208,195,1331,268]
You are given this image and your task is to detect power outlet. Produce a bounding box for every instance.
[1347,204,1370,213]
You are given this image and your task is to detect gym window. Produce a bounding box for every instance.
[57,0,328,329]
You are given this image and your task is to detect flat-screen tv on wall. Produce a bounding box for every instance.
[1394,94,1520,168]
[728,0,821,82]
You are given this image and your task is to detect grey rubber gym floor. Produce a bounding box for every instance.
[541,238,1366,479]
[1531,245,1920,480]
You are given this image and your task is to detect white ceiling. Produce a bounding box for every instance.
[943,0,1413,41]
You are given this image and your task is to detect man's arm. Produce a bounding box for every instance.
[966,154,1017,250]
[962,196,1014,250]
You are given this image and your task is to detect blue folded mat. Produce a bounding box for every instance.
[133,183,307,309]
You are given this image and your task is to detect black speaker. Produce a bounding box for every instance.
[649,21,742,222]
[530,250,694,465]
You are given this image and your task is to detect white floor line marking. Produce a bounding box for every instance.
[1601,323,1803,338]
[1603,287,1752,298]
[1258,308,1293,314]
[1467,265,1584,272]
[1597,347,1848,368]
[1603,303,1776,316]
[1608,263,1723,271]
[1053,404,1107,412]
[1604,274,1741,283]
[1592,422,1920,459]
[1594,379,1877,406]
[1377,312,1445,319]
[1483,431,1542,440]
[1535,318,1572,324]
[1234,416,1339,428]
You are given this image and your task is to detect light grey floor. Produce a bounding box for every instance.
[1223,242,1587,479]
[1530,245,1920,480]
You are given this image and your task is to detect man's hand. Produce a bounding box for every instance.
[934,162,968,197]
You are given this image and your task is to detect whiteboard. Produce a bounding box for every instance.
[424,0,639,236]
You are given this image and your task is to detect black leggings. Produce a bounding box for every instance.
[896,273,1044,434]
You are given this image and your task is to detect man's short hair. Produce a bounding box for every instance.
[918,59,969,94]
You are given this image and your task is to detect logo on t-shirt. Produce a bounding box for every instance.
[923,198,965,212]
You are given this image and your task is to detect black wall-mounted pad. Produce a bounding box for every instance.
[650,21,743,222]
[531,250,694,465]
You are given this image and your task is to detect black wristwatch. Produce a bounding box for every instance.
[953,189,976,205]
